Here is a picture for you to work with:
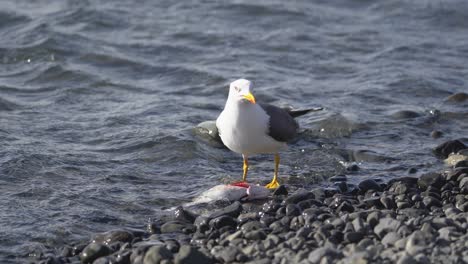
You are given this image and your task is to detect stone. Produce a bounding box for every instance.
[433,140,467,159]
[422,196,442,208]
[244,230,266,240]
[284,190,315,204]
[380,196,397,209]
[344,231,364,243]
[405,231,428,256]
[286,204,301,217]
[174,206,198,223]
[336,201,355,213]
[209,216,237,230]
[397,254,417,264]
[174,245,213,264]
[358,179,382,193]
[209,201,243,219]
[381,232,401,247]
[240,221,264,233]
[417,172,445,190]
[79,243,112,264]
[374,218,401,239]
[144,245,173,264]
[273,185,288,196]
[92,230,135,245]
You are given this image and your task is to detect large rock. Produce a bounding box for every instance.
[433,140,467,159]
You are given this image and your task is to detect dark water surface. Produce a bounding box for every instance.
[1,0,467,262]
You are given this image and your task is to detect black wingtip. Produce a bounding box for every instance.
[288,107,323,118]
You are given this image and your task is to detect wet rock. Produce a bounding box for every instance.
[417,172,445,190]
[113,250,131,264]
[391,110,421,119]
[143,245,173,264]
[284,190,314,204]
[455,160,468,168]
[209,216,237,230]
[174,245,213,264]
[336,201,355,213]
[347,164,360,172]
[358,179,382,193]
[273,185,288,196]
[262,200,281,213]
[161,221,195,234]
[174,206,198,223]
[445,92,468,103]
[194,121,224,147]
[374,217,401,239]
[286,204,301,217]
[194,216,210,233]
[79,243,112,264]
[92,230,135,245]
[433,140,467,159]
[208,201,242,219]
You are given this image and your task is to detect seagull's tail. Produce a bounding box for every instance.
[288,107,323,118]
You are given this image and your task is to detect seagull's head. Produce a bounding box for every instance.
[228,79,256,104]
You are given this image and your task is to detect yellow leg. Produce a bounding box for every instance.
[265,153,280,189]
[242,154,249,182]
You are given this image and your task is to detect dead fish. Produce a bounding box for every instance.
[186,182,270,206]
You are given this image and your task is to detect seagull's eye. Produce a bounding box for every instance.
[235,86,240,92]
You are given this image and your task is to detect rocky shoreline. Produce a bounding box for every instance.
[32,139,468,264]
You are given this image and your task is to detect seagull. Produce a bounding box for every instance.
[216,79,321,189]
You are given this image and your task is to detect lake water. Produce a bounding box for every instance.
[1,0,467,262]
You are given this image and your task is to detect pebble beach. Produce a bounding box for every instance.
[32,138,468,264]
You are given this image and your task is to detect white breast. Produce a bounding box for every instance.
[216,102,286,155]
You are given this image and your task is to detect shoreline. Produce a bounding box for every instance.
[32,139,468,264]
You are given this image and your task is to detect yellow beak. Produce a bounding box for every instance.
[242,92,256,104]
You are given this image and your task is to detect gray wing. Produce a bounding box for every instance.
[259,103,299,143]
